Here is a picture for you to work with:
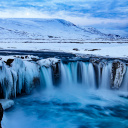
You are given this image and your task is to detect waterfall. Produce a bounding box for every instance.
[100,62,111,89]
[60,62,78,87]
[0,58,128,99]
[40,66,53,89]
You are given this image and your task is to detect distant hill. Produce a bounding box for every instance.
[0,18,126,42]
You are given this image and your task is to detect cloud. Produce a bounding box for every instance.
[0,0,128,19]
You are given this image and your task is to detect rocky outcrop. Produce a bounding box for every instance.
[111,60,126,88]
[0,103,3,128]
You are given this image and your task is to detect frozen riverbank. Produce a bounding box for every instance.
[0,42,128,58]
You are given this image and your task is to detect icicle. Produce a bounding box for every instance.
[0,62,13,99]
[0,58,40,98]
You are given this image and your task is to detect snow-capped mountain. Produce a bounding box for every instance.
[83,27,122,39]
[0,18,125,42]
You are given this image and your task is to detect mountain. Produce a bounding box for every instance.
[0,18,125,42]
[83,27,124,40]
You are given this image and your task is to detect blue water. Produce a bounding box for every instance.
[2,87,128,128]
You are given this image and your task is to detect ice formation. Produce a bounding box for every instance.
[0,99,14,110]
[0,57,128,99]
[38,58,60,68]
[111,60,126,88]
[0,58,39,99]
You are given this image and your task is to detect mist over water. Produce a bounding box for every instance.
[2,87,128,128]
[2,61,128,128]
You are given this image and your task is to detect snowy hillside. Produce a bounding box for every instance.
[83,27,123,39]
[0,18,126,42]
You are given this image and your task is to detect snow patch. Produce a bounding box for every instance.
[38,58,60,67]
[0,55,39,62]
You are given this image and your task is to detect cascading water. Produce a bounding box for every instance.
[40,66,53,88]
[1,58,128,128]
[39,60,126,91]
[0,58,128,98]
[59,62,96,89]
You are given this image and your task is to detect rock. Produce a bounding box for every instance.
[25,56,28,59]
[4,59,14,66]
[31,57,38,61]
[0,103,3,128]
[90,58,101,64]
[111,60,126,88]
[21,56,24,59]
[73,48,79,51]
[48,36,53,38]
[88,49,101,51]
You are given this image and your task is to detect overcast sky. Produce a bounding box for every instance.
[0,0,128,36]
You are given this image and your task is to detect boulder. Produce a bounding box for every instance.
[0,103,3,128]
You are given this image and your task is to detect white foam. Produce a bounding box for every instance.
[0,99,14,110]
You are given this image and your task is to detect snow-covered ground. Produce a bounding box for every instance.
[0,55,39,61]
[0,18,128,58]
[0,43,128,58]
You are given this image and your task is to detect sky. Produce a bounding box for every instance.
[0,0,128,36]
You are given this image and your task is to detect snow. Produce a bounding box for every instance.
[0,43,128,58]
[0,55,39,62]
[38,58,60,67]
[0,18,126,42]
[0,18,96,40]
[0,99,14,110]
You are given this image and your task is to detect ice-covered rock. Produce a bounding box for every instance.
[0,99,14,110]
[111,60,126,88]
[0,62,13,99]
[0,58,39,98]
[1,56,128,100]
[38,58,60,68]
[0,57,61,99]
